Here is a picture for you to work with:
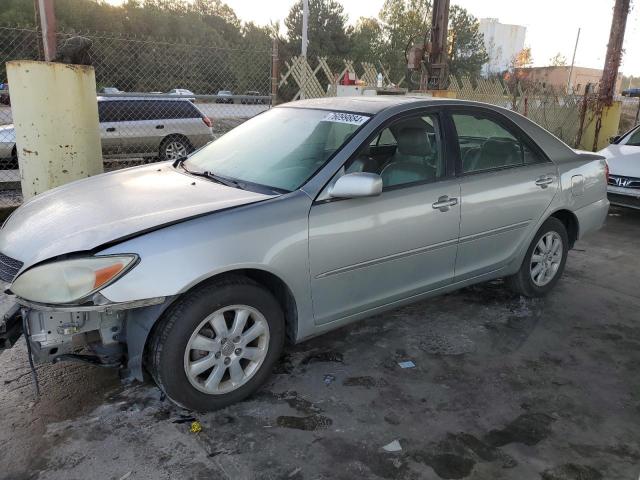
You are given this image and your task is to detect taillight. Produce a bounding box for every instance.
[605,160,609,180]
[202,116,212,128]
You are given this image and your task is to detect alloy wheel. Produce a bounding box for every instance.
[183,305,270,395]
[530,231,563,287]
[163,140,188,161]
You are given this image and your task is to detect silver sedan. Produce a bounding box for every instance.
[0,97,609,411]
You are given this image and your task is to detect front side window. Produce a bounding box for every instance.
[625,126,640,146]
[347,113,445,188]
[452,112,544,174]
[185,108,369,192]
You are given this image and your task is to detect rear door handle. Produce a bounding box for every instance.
[155,124,165,129]
[106,127,116,132]
[535,175,555,188]
[432,195,458,212]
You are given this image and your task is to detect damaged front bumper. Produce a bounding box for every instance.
[1,292,172,380]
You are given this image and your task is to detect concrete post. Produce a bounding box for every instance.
[7,61,103,200]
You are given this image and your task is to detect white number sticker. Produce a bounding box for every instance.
[322,112,369,126]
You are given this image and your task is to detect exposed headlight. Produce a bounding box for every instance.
[11,255,138,304]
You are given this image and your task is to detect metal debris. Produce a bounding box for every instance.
[382,440,402,452]
[323,374,336,385]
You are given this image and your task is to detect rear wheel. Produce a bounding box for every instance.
[147,276,285,411]
[159,136,191,161]
[506,217,569,297]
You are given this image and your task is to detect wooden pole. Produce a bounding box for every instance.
[271,38,279,106]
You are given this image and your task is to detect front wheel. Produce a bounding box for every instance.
[146,276,285,411]
[506,217,569,297]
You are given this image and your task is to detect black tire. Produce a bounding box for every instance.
[159,135,193,161]
[146,276,285,411]
[505,217,569,297]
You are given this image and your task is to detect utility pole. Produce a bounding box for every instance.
[37,0,56,61]
[300,0,309,99]
[301,0,309,57]
[599,0,630,105]
[566,27,580,93]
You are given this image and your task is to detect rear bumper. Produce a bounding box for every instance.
[607,188,640,210]
[575,197,610,239]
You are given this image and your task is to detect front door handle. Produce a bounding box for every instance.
[432,195,458,212]
[535,175,555,188]
[106,127,116,132]
[155,124,165,129]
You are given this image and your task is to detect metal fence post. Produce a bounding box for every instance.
[271,38,279,106]
[37,0,56,61]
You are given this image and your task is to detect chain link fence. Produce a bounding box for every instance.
[2,28,635,209]
[0,26,272,208]
[618,95,640,134]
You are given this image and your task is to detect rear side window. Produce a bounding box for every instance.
[98,100,200,122]
[158,101,200,119]
[452,112,545,174]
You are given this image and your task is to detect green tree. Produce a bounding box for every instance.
[447,5,488,78]
[349,17,384,64]
[378,0,431,79]
[283,0,351,59]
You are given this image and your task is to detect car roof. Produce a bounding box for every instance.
[97,96,192,102]
[279,95,583,162]
[277,95,465,115]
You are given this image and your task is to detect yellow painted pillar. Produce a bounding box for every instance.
[6,60,103,199]
[578,101,622,152]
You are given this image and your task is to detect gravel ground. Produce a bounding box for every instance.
[0,206,639,480]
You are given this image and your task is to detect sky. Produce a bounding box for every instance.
[104,0,640,77]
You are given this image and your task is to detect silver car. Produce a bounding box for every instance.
[0,97,214,167]
[0,97,609,411]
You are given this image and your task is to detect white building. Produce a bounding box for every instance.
[479,18,526,76]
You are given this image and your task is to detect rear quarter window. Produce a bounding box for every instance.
[159,101,200,119]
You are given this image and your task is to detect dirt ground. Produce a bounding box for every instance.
[1,206,639,480]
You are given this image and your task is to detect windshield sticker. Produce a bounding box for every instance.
[322,112,369,126]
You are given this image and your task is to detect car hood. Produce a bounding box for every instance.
[597,144,640,176]
[0,163,274,269]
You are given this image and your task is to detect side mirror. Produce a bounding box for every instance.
[329,172,383,199]
[609,135,620,144]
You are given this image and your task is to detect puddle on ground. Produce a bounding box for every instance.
[273,353,295,374]
[342,376,388,388]
[412,432,516,479]
[301,351,344,365]
[276,414,332,431]
[541,463,603,480]
[484,413,555,447]
[271,390,321,414]
[420,333,476,356]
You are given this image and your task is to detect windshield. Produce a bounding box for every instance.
[184,107,370,192]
